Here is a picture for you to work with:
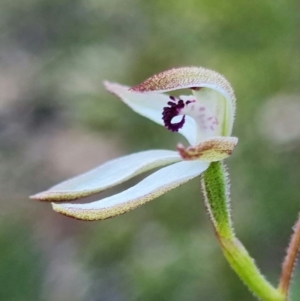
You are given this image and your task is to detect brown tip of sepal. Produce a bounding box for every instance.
[30,190,92,202]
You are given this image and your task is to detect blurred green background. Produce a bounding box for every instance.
[0,0,299,300]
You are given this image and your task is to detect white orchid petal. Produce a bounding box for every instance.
[104,81,197,145]
[31,150,181,202]
[52,160,210,220]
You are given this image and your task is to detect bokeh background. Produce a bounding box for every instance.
[0,0,299,300]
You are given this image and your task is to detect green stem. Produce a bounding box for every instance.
[201,162,285,301]
[201,161,233,239]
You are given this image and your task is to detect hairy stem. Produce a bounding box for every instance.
[201,161,233,239]
[201,162,285,301]
[278,215,300,297]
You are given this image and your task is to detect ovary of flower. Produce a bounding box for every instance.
[31,67,237,221]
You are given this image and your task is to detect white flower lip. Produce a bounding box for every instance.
[31,67,237,221]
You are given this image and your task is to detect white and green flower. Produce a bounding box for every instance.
[31,67,237,221]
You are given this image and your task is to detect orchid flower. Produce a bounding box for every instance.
[31,67,237,221]
[31,67,297,301]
